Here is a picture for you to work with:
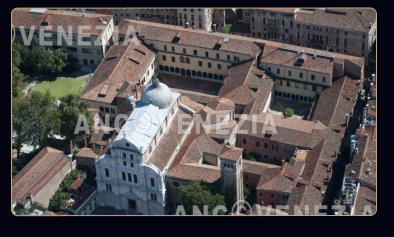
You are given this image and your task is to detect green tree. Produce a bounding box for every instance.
[246,152,258,161]
[12,99,30,159]
[57,95,93,154]
[18,35,74,76]
[283,108,294,117]
[180,180,226,215]
[12,42,27,99]
[12,91,59,158]
[27,90,60,147]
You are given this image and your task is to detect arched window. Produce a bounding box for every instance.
[214,74,218,79]
[175,67,180,73]
[170,67,175,72]
[164,66,169,72]
[185,57,190,64]
[208,73,213,79]
[180,56,185,63]
[159,65,164,71]
[192,70,196,76]
[197,71,202,77]
[203,72,208,78]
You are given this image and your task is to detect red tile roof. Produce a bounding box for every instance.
[80,40,154,104]
[12,147,70,205]
[166,163,221,183]
[238,113,327,148]
[257,175,295,193]
[295,8,376,33]
[260,45,334,74]
[219,145,243,162]
[70,177,84,191]
[311,76,359,128]
[12,9,112,36]
[286,185,323,215]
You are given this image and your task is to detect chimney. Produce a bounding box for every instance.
[185,22,189,28]
[345,113,350,127]
[212,24,217,32]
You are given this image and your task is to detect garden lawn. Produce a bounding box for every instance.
[34,76,88,100]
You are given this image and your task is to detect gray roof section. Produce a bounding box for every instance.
[113,92,180,154]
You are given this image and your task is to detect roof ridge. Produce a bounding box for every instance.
[109,42,137,83]
[14,153,66,203]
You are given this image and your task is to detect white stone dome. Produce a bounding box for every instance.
[140,78,173,109]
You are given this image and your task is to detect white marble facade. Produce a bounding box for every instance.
[95,79,179,215]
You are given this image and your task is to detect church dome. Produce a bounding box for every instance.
[140,78,173,109]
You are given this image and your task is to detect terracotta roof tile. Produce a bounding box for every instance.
[257,175,295,193]
[12,147,70,205]
[12,9,112,36]
[238,113,327,148]
[295,8,376,33]
[80,40,154,104]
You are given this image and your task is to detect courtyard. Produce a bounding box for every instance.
[33,76,89,100]
[158,73,222,95]
[269,97,313,120]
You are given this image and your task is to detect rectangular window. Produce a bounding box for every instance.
[300,72,303,78]
[164,45,167,51]
[264,143,268,149]
[151,193,157,201]
[242,139,247,145]
[311,75,315,80]
[288,71,291,76]
[122,172,126,181]
[123,161,127,166]
[277,68,280,74]
[216,53,220,59]
[171,57,175,62]
[259,192,263,197]
[123,153,126,158]
[172,47,175,52]
[128,173,132,182]
[162,55,166,61]
[183,48,186,54]
[256,141,260,147]
[194,50,197,56]
[133,174,138,183]
[106,183,112,192]
[287,81,290,87]
[268,67,271,72]
[130,162,134,168]
[111,108,115,114]
[271,193,275,199]
[99,106,104,112]
[227,55,230,60]
[150,178,155,187]
[208,62,212,68]
[322,77,326,82]
[217,64,221,70]
[105,168,109,177]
